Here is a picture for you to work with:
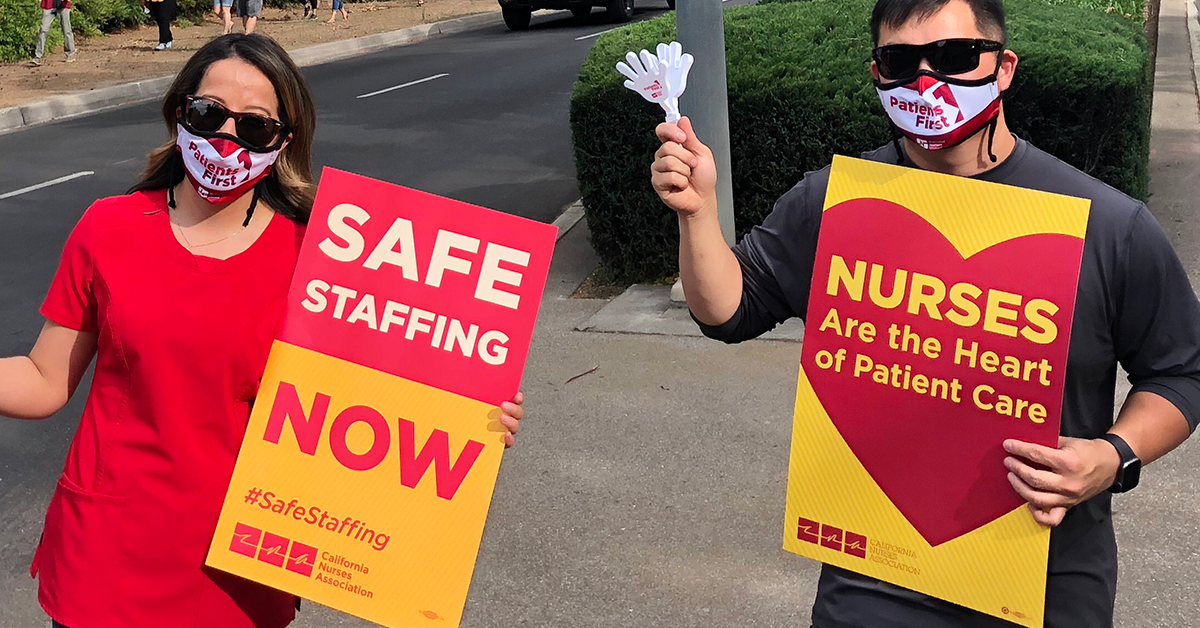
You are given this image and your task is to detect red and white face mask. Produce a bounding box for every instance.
[175,125,282,204]
[875,72,1001,151]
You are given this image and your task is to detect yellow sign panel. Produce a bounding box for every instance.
[208,341,505,626]
[784,156,1091,627]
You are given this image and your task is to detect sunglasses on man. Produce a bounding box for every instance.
[179,95,289,152]
[872,38,1005,82]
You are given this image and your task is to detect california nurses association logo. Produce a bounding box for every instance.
[230,522,318,577]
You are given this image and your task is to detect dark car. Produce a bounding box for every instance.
[498,0,674,30]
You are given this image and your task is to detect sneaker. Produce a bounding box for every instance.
[154,41,173,50]
[65,55,76,63]
[28,58,42,67]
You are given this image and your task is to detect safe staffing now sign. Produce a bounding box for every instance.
[783,156,1091,627]
[206,168,557,628]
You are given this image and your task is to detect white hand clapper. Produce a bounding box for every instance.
[616,41,695,123]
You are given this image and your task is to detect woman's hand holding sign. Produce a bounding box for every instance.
[498,392,525,448]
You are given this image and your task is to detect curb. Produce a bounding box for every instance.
[0,11,501,134]
[1186,0,1200,101]
[551,199,585,241]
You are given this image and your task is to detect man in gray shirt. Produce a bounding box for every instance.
[650,0,1200,626]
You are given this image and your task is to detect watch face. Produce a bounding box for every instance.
[1121,458,1142,492]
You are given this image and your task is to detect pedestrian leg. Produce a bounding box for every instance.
[59,8,75,59]
[34,9,55,60]
[152,0,175,46]
[163,0,177,43]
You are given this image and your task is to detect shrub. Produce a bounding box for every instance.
[569,0,1151,282]
[759,0,1146,21]
[0,0,146,61]
[1,0,50,60]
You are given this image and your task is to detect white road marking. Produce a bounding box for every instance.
[576,26,622,41]
[0,171,95,200]
[356,73,450,99]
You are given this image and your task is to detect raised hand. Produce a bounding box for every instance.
[651,117,718,217]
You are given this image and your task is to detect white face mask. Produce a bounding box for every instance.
[876,72,1001,151]
[175,125,282,204]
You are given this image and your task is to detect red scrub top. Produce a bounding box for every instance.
[32,189,305,628]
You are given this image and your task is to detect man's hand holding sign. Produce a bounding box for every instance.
[1003,388,1188,527]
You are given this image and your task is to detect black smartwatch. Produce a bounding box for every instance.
[1098,433,1141,493]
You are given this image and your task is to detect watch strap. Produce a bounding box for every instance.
[1099,432,1136,463]
[1098,432,1138,492]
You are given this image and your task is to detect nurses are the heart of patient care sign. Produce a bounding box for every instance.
[784,156,1091,628]
[207,168,557,628]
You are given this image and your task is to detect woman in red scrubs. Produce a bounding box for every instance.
[5,34,525,628]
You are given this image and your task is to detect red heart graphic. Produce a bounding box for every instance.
[207,137,242,158]
[802,198,1083,547]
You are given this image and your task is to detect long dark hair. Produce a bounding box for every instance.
[128,34,318,223]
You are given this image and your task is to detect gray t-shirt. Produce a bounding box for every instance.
[696,138,1200,628]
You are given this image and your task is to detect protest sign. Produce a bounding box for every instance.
[206,168,557,628]
[783,156,1091,627]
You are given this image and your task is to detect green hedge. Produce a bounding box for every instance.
[569,0,1152,282]
[759,0,1147,20]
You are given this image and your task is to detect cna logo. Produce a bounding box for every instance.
[797,517,866,559]
[230,522,318,577]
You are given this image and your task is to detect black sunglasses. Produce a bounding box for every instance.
[180,95,288,151]
[872,38,1004,82]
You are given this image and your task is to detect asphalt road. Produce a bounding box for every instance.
[0,2,759,625]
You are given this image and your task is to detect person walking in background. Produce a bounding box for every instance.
[327,0,346,24]
[237,0,261,33]
[31,0,75,66]
[214,0,233,35]
[303,0,318,20]
[144,0,176,50]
